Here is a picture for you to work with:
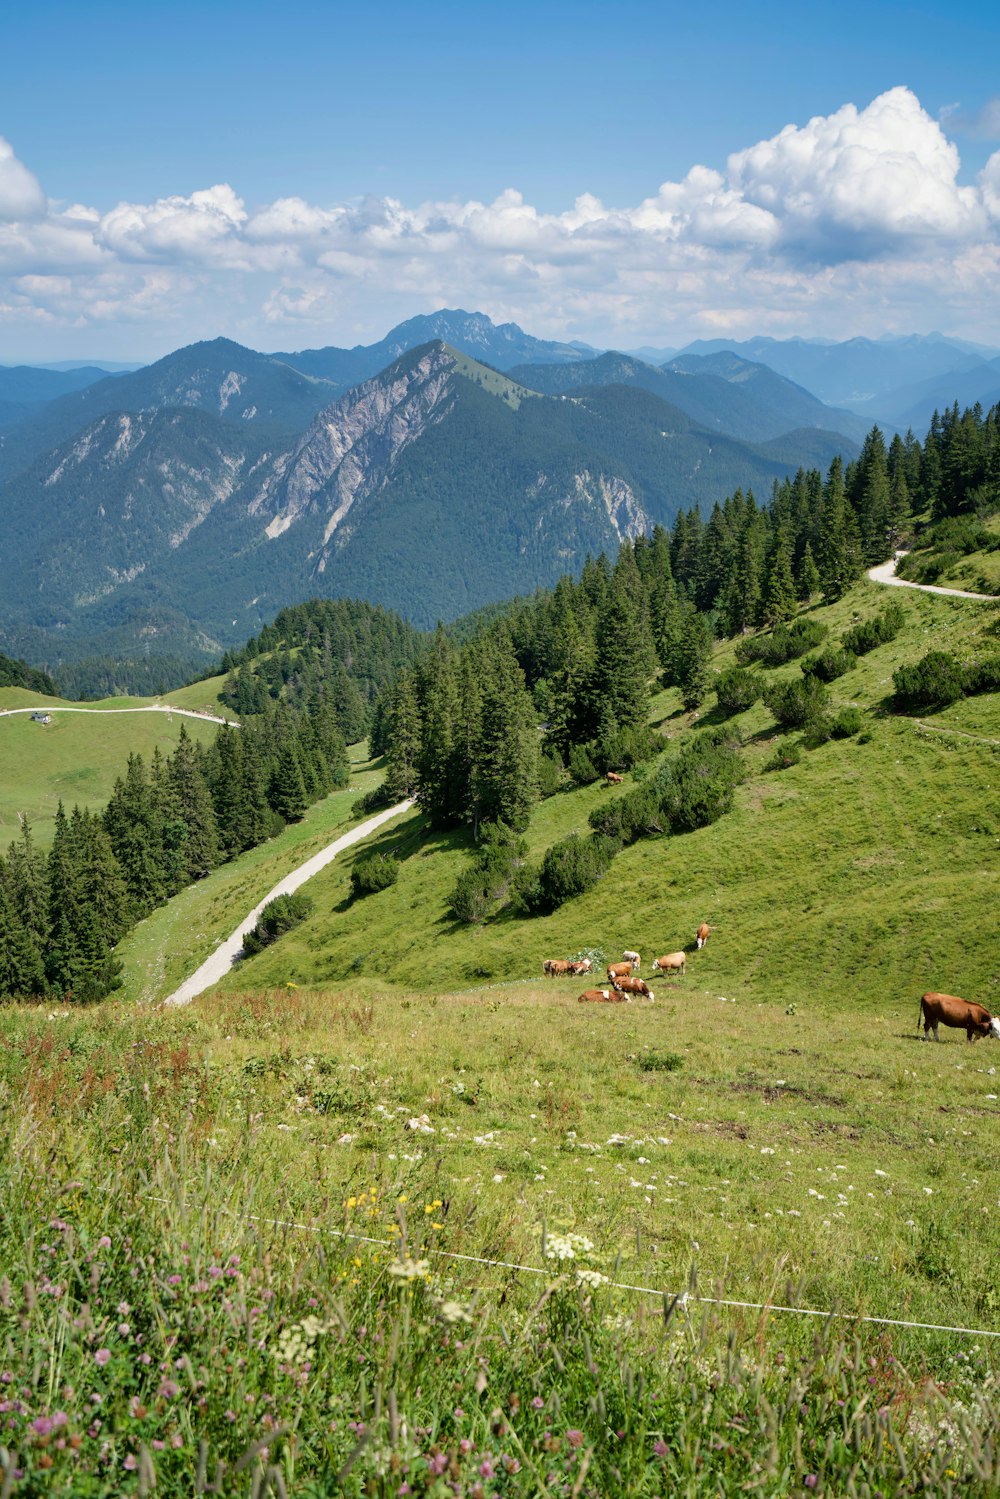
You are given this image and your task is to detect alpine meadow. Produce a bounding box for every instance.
[3,18,1000,1491]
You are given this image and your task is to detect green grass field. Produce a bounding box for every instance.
[1,579,999,1493]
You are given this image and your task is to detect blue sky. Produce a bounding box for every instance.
[2,0,1000,359]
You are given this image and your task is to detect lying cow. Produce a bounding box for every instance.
[918,991,1000,1043]
[543,959,573,977]
[622,949,641,972]
[612,975,654,1001]
[608,961,634,982]
[696,923,711,950]
[578,987,628,1004]
[652,952,686,977]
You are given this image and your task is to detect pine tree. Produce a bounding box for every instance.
[469,633,538,834]
[46,803,83,995]
[385,672,423,799]
[168,726,221,881]
[0,878,46,998]
[418,628,463,827]
[796,540,821,602]
[269,743,308,823]
[674,603,713,710]
[761,530,798,625]
[103,754,166,918]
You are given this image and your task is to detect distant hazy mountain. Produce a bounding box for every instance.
[672,333,996,420]
[0,338,340,486]
[0,341,853,665]
[872,357,1000,432]
[273,308,600,386]
[0,364,115,429]
[508,349,868,445]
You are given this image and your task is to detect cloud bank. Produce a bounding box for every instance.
[2,86,1000,356]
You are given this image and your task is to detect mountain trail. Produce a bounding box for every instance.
[0,703,238,725]
[162,799,414,1009]
[867,551,997,601]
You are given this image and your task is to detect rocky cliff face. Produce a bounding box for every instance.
[253,344,459,546]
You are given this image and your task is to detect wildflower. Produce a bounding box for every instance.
[428,1452,448,1475]
[544,1232,594,1262]
[479,1459,495,1478]
[576,1269,608,1288]
[531,1397,544,1409]
[97,1236,111,1250]
[566,1429,584,1449]
[123,1455,137,1471]
[387,1257,430,1282]
[805,1478,817,1491]
[94,1349,111,1367]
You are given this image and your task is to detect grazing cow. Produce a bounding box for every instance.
[570,958,592,976]
[578,987,627,1004]
[543,959,573,977]
[607,961,634,981]
[622,950,641,972]
[696,923,711,950]
[651,952,686,977]
[918,992,1000,1043]
[612,975,654,1001]
[605,771,623,785]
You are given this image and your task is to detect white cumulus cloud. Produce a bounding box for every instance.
[1,88,1000,355]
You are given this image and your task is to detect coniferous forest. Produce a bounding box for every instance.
[1,401,998,999]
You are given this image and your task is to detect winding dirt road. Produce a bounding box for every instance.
[867,551,996,601]
[0,704,238,725]
[162,798,414,1008]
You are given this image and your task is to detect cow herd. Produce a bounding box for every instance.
[542,924,712,1005]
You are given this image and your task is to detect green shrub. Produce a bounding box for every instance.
[763,674,830,729]
[715,666,761,715]
[893,651,966,709]
[568,744,600,784]
[588,784,664,844]
[841,602,905,657]
[242,892,314,956]
[763,743,802,772]
[586,725,663,775]
[735,618,827,668]
[351,784,395,817]
[654,729,744,832]
[963,656,1000,696]
[532,833,618,913]
[831,706,864,738]
[448,822,527,923]
[801,715,833,749]
[802,647,856,682]
[350,852,400,898]
[635,1051,683,1072]
[538,752,566,798]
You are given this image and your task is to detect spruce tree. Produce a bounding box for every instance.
[469,633,538,834]
[269,743,308,823]
[761,530,798,625]
[674,603,713,710]
[385,672,423,800]
[796,540,821,602]
[168,726,221,880]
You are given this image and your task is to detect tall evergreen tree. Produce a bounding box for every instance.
[385,672,423,800]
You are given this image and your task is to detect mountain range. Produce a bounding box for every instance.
[4,307,994,685]
[0,329,861,673]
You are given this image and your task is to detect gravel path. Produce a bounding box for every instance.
[0,704,238,725]
[867,551,996,601]
[162,798,414,1008]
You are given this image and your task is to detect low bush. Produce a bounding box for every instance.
[537,752,566,798]
[763,674,830,729]
[350,852,400,898]
[654,728,744,832]
[527,832,618,914]
[893,651,967,709]
[840,601,905,657]
[449,822,528,924]
[963,656,1000,696]
[800,715,833,749]
[830,706,864,738]
[567,744,600,785]
[735,617,827,668]
[241,892,314,956]
[588,784,664,844]
[714,666,762,715]
[635,1051,683,1072]
[351,784,396,817]
[802,647,856,682]
[763,743,802,772]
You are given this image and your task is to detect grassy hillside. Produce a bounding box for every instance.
[218,580,1000,1015]
[1,579,998,1493]
[0,693,223,848]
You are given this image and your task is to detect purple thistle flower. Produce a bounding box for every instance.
[93,1349,111,1367]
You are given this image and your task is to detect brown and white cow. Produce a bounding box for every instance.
[696,923,711,950]
[543,959,573,977]
[607,961,634,982]
[570,958,592,976]
[918,992,1000,1043]
[612,975,655,1001]
[577,987,627,1004]
[622,950,641,971]
[605,771,623,785]
[651,952,686,977]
